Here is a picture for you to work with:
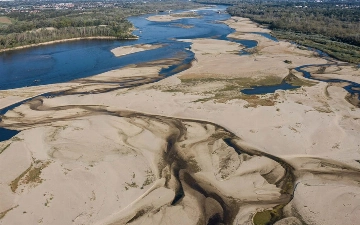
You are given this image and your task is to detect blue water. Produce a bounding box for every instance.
[0,40,193,90]
[0,127,19,142]
[241,82,300,95]
[295,64,360,99]
[0,5,256,140]
[0,5,240,90]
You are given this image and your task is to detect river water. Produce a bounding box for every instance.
[0,5,238,90]
[0,5,359,141]
[0,5,240,141]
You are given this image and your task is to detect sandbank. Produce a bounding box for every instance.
[147,12,199,22]
[111,44,163,57]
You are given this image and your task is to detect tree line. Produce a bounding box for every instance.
[195,0,360,63]
[0,1,201,50]
[226,2,360,63]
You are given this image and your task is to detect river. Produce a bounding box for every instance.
[0,4,359,142]
[0,5,239,90]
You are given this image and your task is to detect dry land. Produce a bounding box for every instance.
[147,12,199,22]
[0,16,359,225]
[111,44,163,57]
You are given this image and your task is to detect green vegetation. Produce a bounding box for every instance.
[283,73,316,87]
[274,31,360,63]
[10,161,50,192]
[226,2,360,63]
[253,205,283,225]
[0,16,12,25]
[160,72,315,106]
[10,165,32,192]
[0,1,201,50]
[161,76,283,105]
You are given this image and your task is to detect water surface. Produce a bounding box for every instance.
[241,82,300,95]
[0,128,19,142]
[0,5,239,90]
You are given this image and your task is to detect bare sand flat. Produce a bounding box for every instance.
[147,12,199,22]
[111,44,163,57]
[1,16,360,225]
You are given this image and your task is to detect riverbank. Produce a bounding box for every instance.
[0,14,359,225]
[0,36,138,53]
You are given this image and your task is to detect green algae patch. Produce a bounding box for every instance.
[253,210,272,225]
[253,205,284,225]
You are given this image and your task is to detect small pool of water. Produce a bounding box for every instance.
[241,82,300,95]
[0,127,19,142]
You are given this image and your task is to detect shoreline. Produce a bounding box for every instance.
[0,36,139,53]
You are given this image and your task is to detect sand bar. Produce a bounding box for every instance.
[111,44,163,57]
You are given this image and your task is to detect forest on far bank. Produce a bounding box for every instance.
[0,1,201,50]
[197,0,360,63]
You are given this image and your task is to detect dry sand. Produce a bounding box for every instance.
[111,44,163,57]
[147,12,199,22]
[1,16,360,225]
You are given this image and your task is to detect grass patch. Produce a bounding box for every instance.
[162,74,307,105]
[10,165,32,192]
[0,16,12,25]
[10,161,50,192]
[284,73,317,87]
[178,76,283,104]
[242,94,279,107]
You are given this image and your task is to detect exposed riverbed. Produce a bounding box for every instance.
[0,5,359,225]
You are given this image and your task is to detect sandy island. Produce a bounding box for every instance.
[0,16,360,225]
[147,12,199,22]
[111,44,163,57]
